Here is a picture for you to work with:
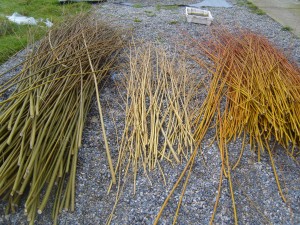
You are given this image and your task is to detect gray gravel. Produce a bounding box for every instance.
[1,0,300,224]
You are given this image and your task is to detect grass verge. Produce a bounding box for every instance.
[156,4,179,11]
[282,26,293,31]
[237,0,266,15]
[0,0,92,64]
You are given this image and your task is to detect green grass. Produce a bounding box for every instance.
[133,17,142,23]
[0,18,20,37]
[254,9,266,15]
[169,20,178,25]
[237,0,266,15]
[247,1,266,15]
[0,17,45,64]
[145,10,156,17]
[236,0,244,6]
[156,4,179,11]
[133,4,142,8]
[0,0,91,64]
[282,26,293,31]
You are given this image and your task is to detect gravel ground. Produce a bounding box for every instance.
[1,0,300,224]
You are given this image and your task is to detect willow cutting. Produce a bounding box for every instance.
[194,30,300,224]
[0,15,123,224]
[106,43,197,224]
[155,30,300,224]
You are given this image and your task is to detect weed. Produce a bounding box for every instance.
[145,10,156,17]
[255,9,266,15]
[156,4,179,11]
[246,2,266,14]
[282,26,292,31]
[133,17,142,23]
[156,34,164,43]
[169,20,178,25]
[238,0,266,15]
[0,18,18,36]
[246,1,258,10]
[133,3,142,8]
[236,0,245,6]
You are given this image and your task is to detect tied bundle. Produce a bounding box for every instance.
[0,15,123,224]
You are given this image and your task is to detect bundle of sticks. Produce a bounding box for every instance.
[0,15,123,224]
[155,30,300,225]
[192,30,300,224]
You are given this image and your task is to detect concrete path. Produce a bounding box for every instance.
[250,0,300,37]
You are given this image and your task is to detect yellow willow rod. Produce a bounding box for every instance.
[82,32,116,184]
[153,148,198,225]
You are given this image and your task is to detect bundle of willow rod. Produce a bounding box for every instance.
[120,43,196,179]
[154,30,300,225]
[192,30,300,223]
[0,15,123,224]
[106,43,197,224]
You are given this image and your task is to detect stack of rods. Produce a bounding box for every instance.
[194,31,300,154]
[0,15,123,224]
[193,30,300,224]
[106,43,197,224]
[113,43,196,191]
[155,30,300,225]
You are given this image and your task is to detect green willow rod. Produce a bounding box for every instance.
[0,14,124,224]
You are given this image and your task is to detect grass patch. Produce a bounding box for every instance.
[282,26,293,31]
[169,20,178,25]
[246,1,266,14]
[133,17,142,23]
[248,3,265,15]
[236,0,245,6]
[0,18,19,37]
[133,3,142,8]
[253,8,265,15]
[0,20,45,64]
[246,1,258,10]
[156,4,179,11]
[0,0,91,64]
[257,10,266,15]
[145,10,156,17]
[238,0,266,15]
